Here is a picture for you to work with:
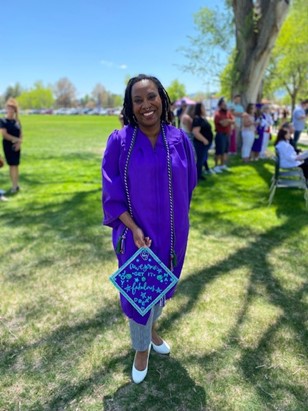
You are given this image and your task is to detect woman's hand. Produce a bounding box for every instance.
[13,140,21,151]
[132,226,152,248]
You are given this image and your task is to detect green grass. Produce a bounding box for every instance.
[0,115,307,411]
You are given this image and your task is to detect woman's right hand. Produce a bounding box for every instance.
[13,141,21,151]
[132,226,152,249]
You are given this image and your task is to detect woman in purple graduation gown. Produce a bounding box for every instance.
[102,74,197,383]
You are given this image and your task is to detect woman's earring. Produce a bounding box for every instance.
[133,115,138,123]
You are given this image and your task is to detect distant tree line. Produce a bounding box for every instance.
[1,77,197,111]
[0,78,123,109]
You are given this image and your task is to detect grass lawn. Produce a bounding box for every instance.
[0,115,307,411]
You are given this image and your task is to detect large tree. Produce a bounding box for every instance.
[92,83,108,108]
[181,0,290,106]
[54,77,77,108]
[265,0,308,111]
[232,0,290,105]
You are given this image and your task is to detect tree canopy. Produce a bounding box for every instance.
[166,80,187,103]
[17,82,54,110]
[181,0,290,106]
[266,0,308,109]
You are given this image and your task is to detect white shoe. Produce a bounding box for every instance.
[132,344,151,384]
[208,169,216,175]
[220,165,230,171]
[152,339,170,355]
[213,166,223,173]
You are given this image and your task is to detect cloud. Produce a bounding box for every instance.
[100,60,127,70]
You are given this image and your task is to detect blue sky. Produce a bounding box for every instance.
[0,0,224,98]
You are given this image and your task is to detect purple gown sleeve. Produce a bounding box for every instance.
[102,130,128,228]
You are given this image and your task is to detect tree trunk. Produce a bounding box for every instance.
[232,0,289,108]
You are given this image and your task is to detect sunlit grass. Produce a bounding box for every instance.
[0,116,307,410]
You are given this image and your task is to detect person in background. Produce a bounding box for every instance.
[241,103,256,162]
[274,128,308,183]
[176,100,187,128]
[272,108,280,132]
[292,99,308,148]
[170,101,177,126]
[251,104,267,161]
[102,74,197,384]
[180,104,197,163]
[280,122,301,154]
[229,94,244,154]
[118,108,129,128]
[180,104,196,143]
[282,107,289,121]
[0,98,23,193]
[260,105,274,159]
[213,98,235,173]
[192,102,213,180]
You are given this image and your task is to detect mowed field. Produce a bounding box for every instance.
[0,115,307,411]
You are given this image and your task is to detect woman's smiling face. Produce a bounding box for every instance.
[131,79,162,129]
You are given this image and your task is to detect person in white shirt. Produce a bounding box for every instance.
[274,128,308,182]
[292,99,308,148]
[241,103,256,162]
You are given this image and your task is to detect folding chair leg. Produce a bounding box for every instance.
[269,179,276,193]
[268,185,277,206]
[304,187,308,209]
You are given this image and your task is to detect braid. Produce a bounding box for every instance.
[123,74,173,126]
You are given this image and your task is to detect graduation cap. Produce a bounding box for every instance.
[110,247,178,316]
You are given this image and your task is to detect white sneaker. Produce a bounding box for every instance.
[208,168,216,174]
[220,165,230,171]
[213,166,223,173]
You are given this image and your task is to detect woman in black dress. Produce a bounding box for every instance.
[0,98,23,193]
[192,102,213,180]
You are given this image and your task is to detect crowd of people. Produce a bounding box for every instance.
[173,96,308,183]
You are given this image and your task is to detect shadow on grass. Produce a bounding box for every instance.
[0,185,115,274]
[158,210,307,409]
[0,304,206,410]
[0,302,122,364]
[1,154,307,409]
[103,354,206,411]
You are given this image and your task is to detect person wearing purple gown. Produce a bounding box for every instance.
[251,106,267,161]
[102,74,197,383]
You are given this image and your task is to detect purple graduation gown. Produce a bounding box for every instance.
[102,124,197,325]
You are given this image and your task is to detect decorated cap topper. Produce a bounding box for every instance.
[109,247,178,316]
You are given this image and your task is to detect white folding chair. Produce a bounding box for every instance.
[268,149,308,208]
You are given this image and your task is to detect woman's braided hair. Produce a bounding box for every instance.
[123,74,173,127]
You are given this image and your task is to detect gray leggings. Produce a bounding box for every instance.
[129,304,163,351]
